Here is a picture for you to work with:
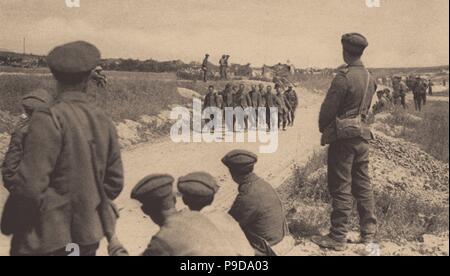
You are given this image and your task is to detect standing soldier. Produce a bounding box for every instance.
[131,174,237,256]
[222,150,294,256]
[221,83,235,131]
[233,84,252,130]
[249,84,263,129]
[392,76,407,109]
[284,85,298,126]
[412,76,427,111]
[201,54,210,82]
[274,84,292,131]
[219,55,228,80]
[314,33,377,251]
[203,85,222,132]
[3,41,124,256]
[224,55,231,79]
[428,79,433,95]
[2,90,53,178]
[258,83,267,107]
[264,85,277,131]
[2,90,54,238]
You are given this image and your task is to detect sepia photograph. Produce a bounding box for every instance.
[0,0,448,260]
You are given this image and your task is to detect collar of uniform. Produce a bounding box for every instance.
[348,59,364,67]
[237,173,259,192]
[58,91,89,103]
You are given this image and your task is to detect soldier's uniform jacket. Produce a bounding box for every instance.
[6,91,124,255]
[203,207,254,256]
[143,210,237,256]
[233,89,252,108]
[249,89,263,108]
[413,80,428,95]
[202,57,209,70]
[264,92,277,108]
[392,81,407,98]
[2,119,30,189]
[221,88,235,108]
[229,173,286,247]
[319,60,377,144]
[203,92,222,109]
[259,89,267,107]
[284,89,298,109]
[274,93,291,113]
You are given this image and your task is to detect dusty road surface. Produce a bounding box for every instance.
[0,88,324,256]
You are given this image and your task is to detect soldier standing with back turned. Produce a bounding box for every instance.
[313,33,378,251]
[4,41,125,256]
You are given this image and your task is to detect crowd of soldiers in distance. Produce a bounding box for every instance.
[203,82,299,132]
[372,75,436,114]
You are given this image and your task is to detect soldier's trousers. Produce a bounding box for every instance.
[414,94,422,111]
[278,111,288,129]
[327,138,377,242]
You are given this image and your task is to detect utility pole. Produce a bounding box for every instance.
[23,37,26,55]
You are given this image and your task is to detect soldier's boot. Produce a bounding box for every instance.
[311,235,347,251]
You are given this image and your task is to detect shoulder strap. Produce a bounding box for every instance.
[357,70,371,115]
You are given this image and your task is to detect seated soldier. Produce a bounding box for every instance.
[222,150,295,256]
[177,172,254,256]
[131,174,237,256]
[372,91,390,115]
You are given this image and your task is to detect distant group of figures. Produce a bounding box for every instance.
[202,54,231,82]
[203,82,299,132]
[373,75,435,114]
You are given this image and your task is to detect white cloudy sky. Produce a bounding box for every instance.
[0,0,448,68]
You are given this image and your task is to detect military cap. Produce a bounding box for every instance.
[131,174,174,203]
[222,150,258,168]
[47,41,101,74]
[177,172,219,197]
[341,33,369,55]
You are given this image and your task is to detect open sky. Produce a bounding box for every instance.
[0,0,448,68]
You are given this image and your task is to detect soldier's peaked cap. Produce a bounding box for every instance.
[341,33,368,55]
[222,150,258,168]
[178,172,219,197]
[131,174,174,203]
[47,41,101,74]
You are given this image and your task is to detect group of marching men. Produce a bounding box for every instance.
[203,82,299,132]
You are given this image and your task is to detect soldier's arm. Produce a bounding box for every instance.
[142,236,171,256]
[104,122,124,200]
[293,91,299,105]
[2,130,26,191]
[7,110,62,210]
[229,194,256,228]
[318,73,347,133]
[284,95,292,110]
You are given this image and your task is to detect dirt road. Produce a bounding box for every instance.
[109,88,323,255]
[0,88,324,256]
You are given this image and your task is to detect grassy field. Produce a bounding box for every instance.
[382,99,449,163]
[0,71,189,122]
